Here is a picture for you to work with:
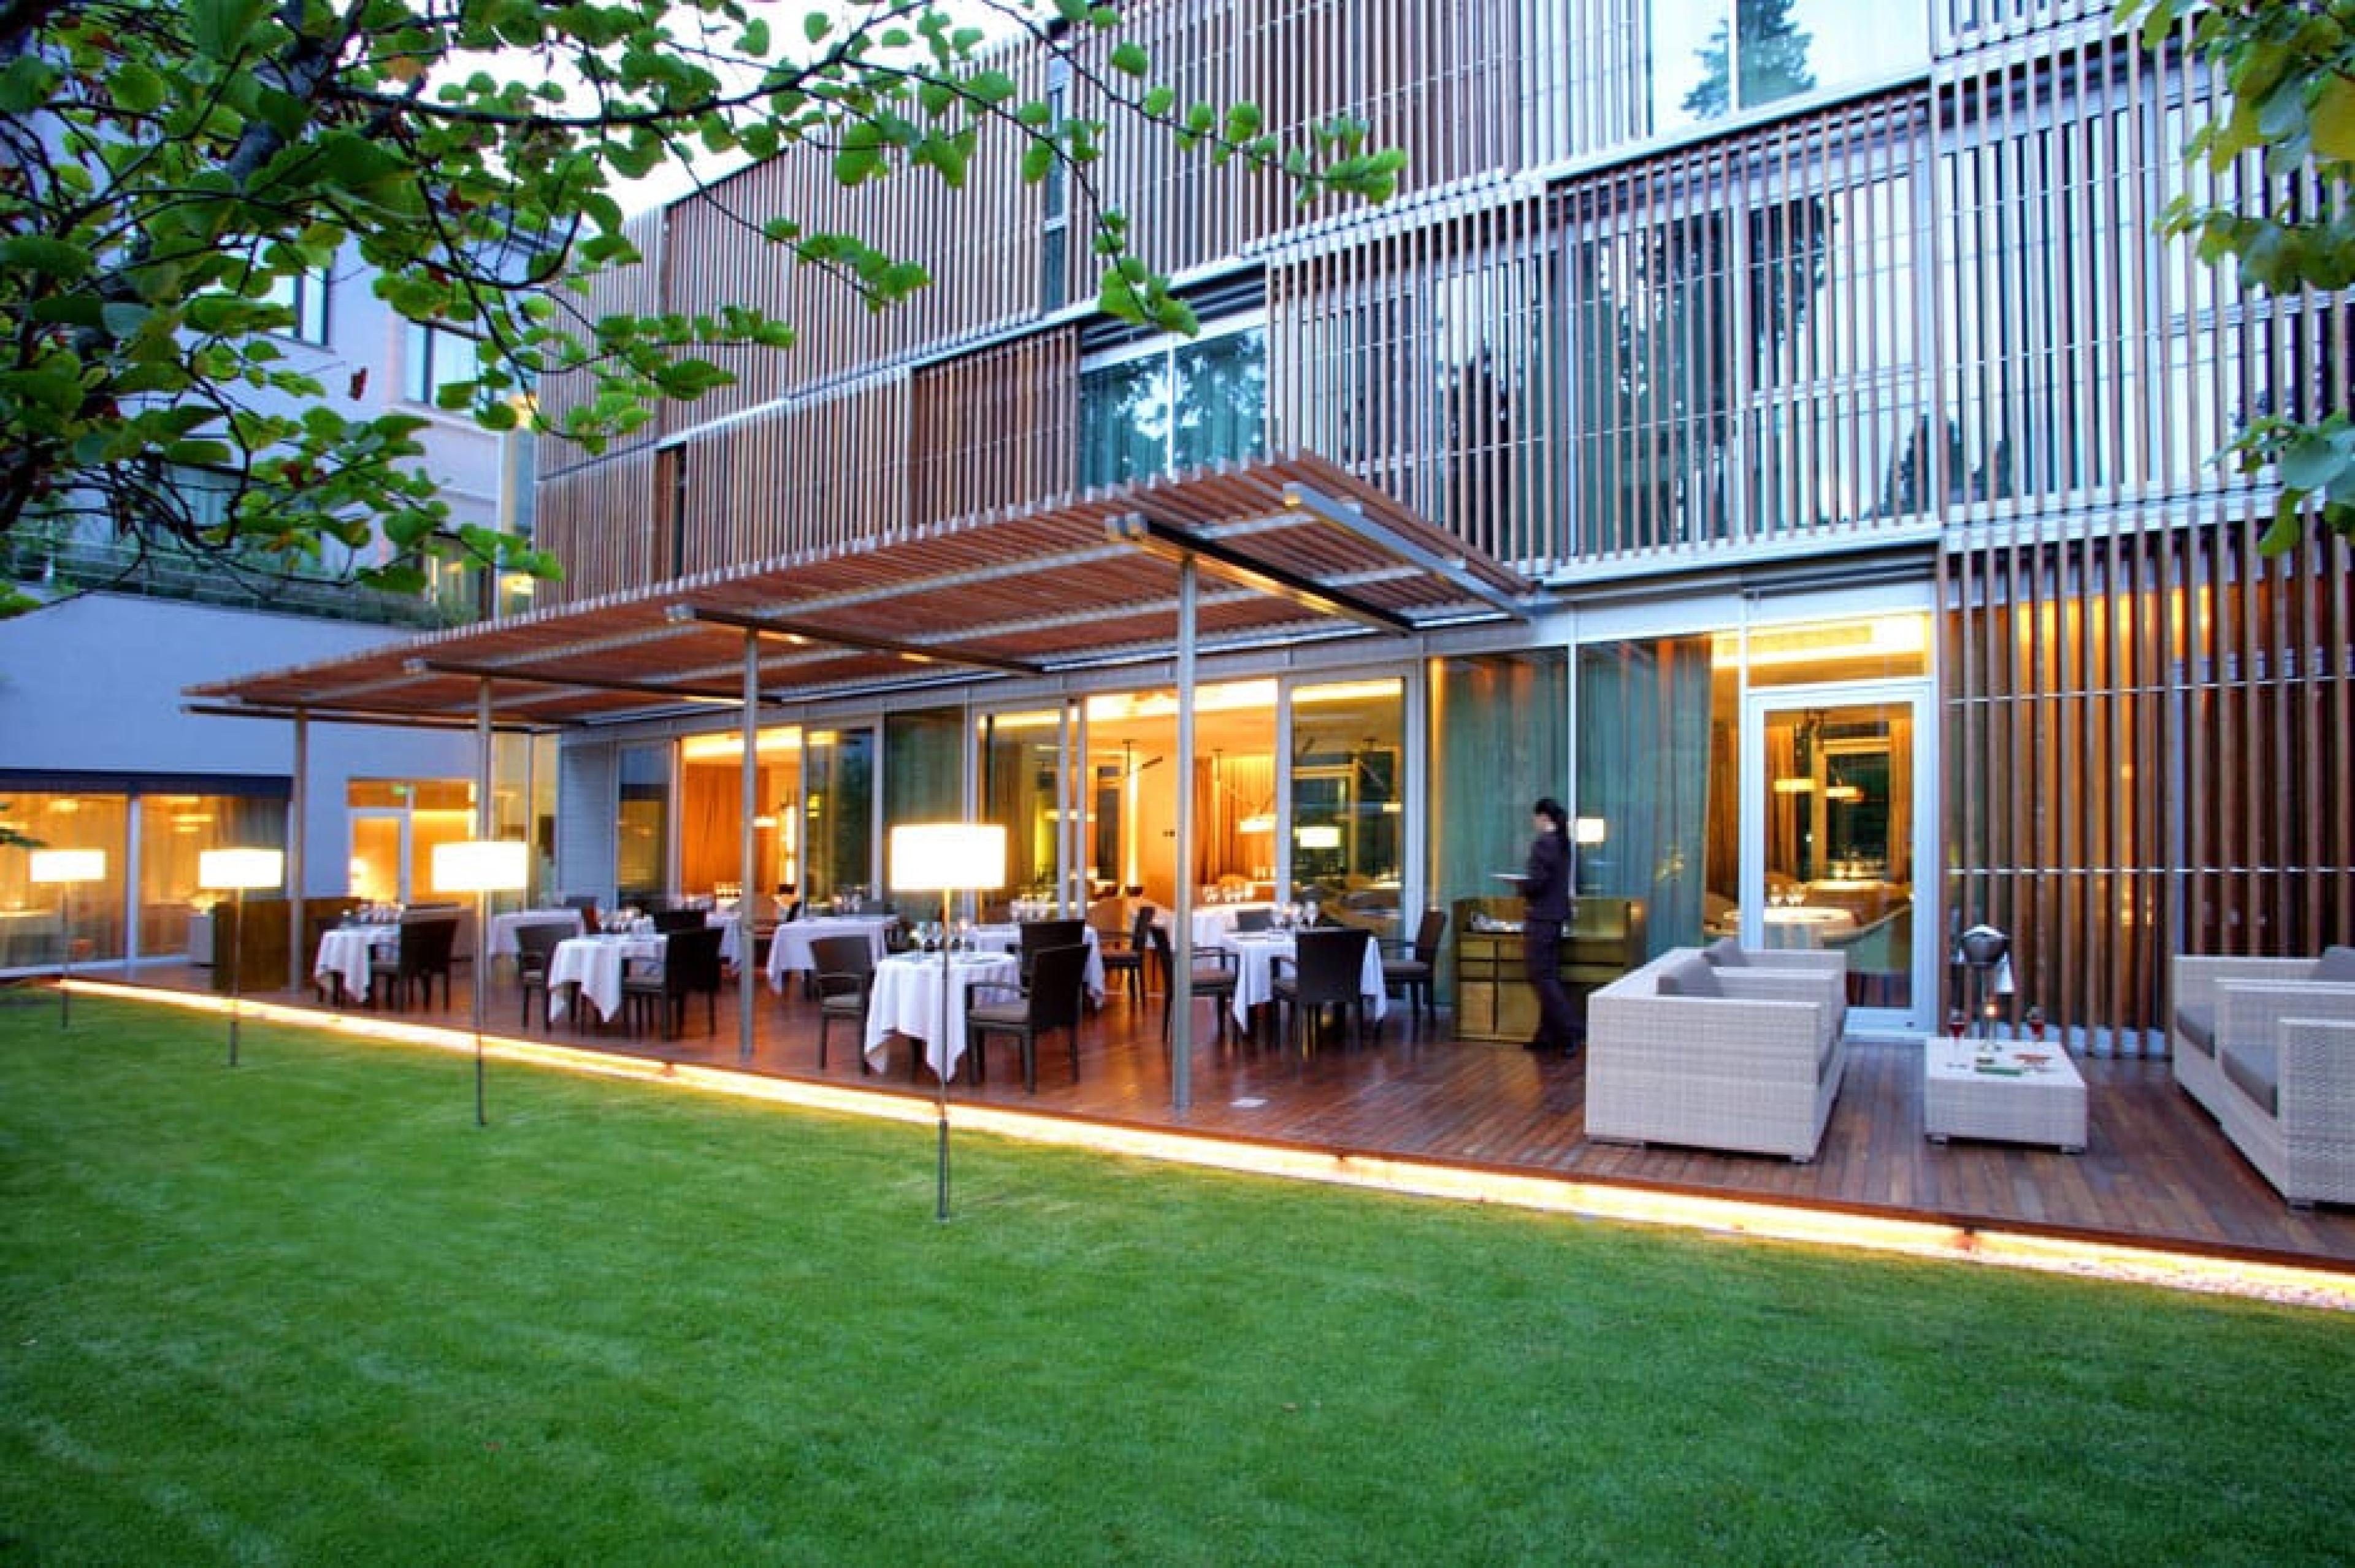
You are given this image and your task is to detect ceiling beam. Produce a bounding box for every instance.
[1105,513,1418,636]
[668,604,1047,676]
[1281,481,1537,621]
[406,657,750,706]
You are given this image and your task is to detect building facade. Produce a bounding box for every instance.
[202,0,2350,1054]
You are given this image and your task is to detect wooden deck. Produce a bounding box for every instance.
[107,960,2355,1276]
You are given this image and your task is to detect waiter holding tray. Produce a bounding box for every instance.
[1511,797,1581,1055]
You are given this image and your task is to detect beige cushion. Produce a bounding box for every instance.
[1655,954,1722,999]
[2173,1002,2216,1057]
[1702,936,1747,968]
[2315,945,2355,982]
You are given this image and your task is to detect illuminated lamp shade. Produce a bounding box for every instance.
[1293,825,1342,851]
[431,838,529,893]
[1236,814,1276,836]
[1574,817,1608,846]
[887,823,1007,894]
[1771,778,1816,795]
[200,847,284,890]
[29,849,105,885]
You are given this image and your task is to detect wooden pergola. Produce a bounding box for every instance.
[185,452,1542,1110]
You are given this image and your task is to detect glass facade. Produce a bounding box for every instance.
[802,728,874,904]
[1647,0,1927,136]
[1290,678,1405,939]
[1079,321,1266,486]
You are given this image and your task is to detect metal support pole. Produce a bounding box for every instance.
[1172,555,1197,1114]
[287,713,308,993]
[474,680,492,1126]
[740,632,760,1064]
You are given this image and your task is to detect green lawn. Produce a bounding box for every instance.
[2,993,2349,1566]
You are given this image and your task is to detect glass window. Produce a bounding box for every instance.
[1,794,129,969]
[138,794,286,960]
[1650,0,1927,136]
[260,268,329,343]
[982,709,1068,901]
[616,744,671,903]
[1289,679,1405,941]
[802,727,873,906]
[1430,651,1568,925]
[1577,637,1725,954]
[403,321,481,406]
[1079,320,1266,485]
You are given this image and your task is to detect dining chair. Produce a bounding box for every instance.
[1233,907,1274,933]
[1271,926,1374,1055]
[808,933,876,1073]
[1098,904,1155,1006]
[369,916,458,1011]
[512,919,575,1031]
[967,942,1090,1092]
[622,925,724,1040]
[1017,917,1088,990]
[650,906,705,934]
[1147,920,1236,1047]
[1380,909,1447,1034]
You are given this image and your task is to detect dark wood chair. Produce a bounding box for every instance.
[967,941,1090,1092]
[513,918,576,1030]
[1272,927,1374,1055]
[809,933,876,1073]
[622,925,725,1040]
[369,916,458,1011]
[1381,909,1447,1034]
[1098,905,1154,1006]
[651,906,705,934]
[1017,917,1089,990]
[1233,907,1274,933]
[1148,921,1236,1047]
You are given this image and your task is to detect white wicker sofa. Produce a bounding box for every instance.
[2169,947,2355,1207]
[1587,946,1848,1163]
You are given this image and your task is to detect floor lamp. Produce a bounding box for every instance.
[888,822,1006,1222]
[29,849,105,1029]
[432,839,529,1126]
[200,847,285,1067]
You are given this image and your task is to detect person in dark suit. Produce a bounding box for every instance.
[1518,797,1581,1054]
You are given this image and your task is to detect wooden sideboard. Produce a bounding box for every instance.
[1449,895,1648,1043]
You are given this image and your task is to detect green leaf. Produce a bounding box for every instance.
[190,0,270,62]
[112,62,168,115]
[0,236,94,281]
[1109,42,1149,78]
[2314,77,2355,164]
[0,54,58,113]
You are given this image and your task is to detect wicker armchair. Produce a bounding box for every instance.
[2170,948,2355,1206]
[1587,947,1847,1163]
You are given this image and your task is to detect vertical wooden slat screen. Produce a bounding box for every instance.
[1268,193,1555,567]
[533,446,660,602]
[1553,93,1931,564]
[909,331,1079,527]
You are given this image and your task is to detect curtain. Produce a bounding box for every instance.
[1432,651,1568,923]
[1577,636,1713,953]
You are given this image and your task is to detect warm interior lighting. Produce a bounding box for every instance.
[1237,814,1276,835]
[680,726,803,762]
[431,839,529,894]
[1293,678,1404,706]
[1824,784,1864,802]
[1772,778,1816,795]
[200,847,284,890]
[888,824,1008,893]
[29,849,105,884]
[1574,817,1607,846]
[1086,680,1276,724]
[1293,824,1342,850]
[1714,614,1929,670]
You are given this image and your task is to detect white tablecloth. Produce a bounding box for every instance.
[967,923,1106,1003]
[864,950,1020,1080]
[1215,931,1387,1027]
[313,924,396,1003]
[488,908,584,958]
[548,934,663,1023]
[765,914,898,991]
[1190,904,1274,948]
[1763,906,1857,949]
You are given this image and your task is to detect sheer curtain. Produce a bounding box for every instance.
[1431,651,1568,921]
[1576,636,1714,952]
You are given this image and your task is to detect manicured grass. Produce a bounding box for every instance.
[2,993,2350,1566]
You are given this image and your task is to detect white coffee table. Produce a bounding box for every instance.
[1924,1037,2086,1153]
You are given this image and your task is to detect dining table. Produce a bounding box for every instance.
[1214,929,1388,1030]
[546,932,665,1024]
[313,922,397,1006]
[486,908,584,958]
[967,922,1106,1003]
[765,914,899,992]
[862,949,1020,1082]
[1762,905,1858,949]
[1190,903,1275,949]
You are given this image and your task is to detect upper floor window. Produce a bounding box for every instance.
[260,268,329,344]
[1079,316,1266,486]
[402,321,481,407]
[1649,0,1926,135]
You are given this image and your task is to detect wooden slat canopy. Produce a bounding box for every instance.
[185,453,1539,728]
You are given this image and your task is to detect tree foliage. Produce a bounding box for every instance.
[0,0,1404,615]
[2118,0,2355,552]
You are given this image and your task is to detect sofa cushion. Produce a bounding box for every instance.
[1654,953,1723,999]
[2173,1002,2216,1058]
[2221,1041,2280,1117]
[2315,944,2355,982]
[1701,936,1747,968]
